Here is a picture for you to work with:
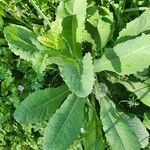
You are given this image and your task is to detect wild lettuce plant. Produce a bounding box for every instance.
[3,0,150,149]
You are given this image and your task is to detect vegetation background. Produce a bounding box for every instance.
[0,0,150,149]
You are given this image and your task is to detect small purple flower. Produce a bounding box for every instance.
[18,85,25,93]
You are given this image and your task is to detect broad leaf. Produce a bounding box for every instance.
[94,34,150,75]
[94,82,109,100]
[97,7,113,49]
[14,85,69,123]
[4,24,58,74]
[123,115,149,148]
[57,0,87,43]
[100,97,140,150]
[59,53,95,98]
[4,25,42,74]
[4,24,38,61]
[143,112,150,130]
[86,6,113,52]
[117,9,150,43]
[84,108,104,150]
[38,20,65,51]
[38,33,65,50]
[31,37,74,73]
[120,80,150,107]
[56,0,87,57]
[43,93,85,150]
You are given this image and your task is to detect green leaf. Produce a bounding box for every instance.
[61,15,82,57]
[143,112,150,130]
[43,93,85,150]
[69,143,83,150]
[14,85,70,123]
[4,24,38,61]
[4,24,59,74]
[59,53,95,98]
[57,0,87,43]
[38,20,66,51]
[86,6,113,51]
[123,115,149,148]
[56,0,87,57]
[117,9,150,43]
[38,32,65,50]
[120,80,150,107]
[100,97,140,150]
[136,68,150,81]
[84,109,104,150]
[0,16,4,30]
[97,7,113,49]
[94,34,150,75]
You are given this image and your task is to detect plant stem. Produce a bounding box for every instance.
[123,7,149,13]
[119,0,126,12]
[30,0,51,27]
